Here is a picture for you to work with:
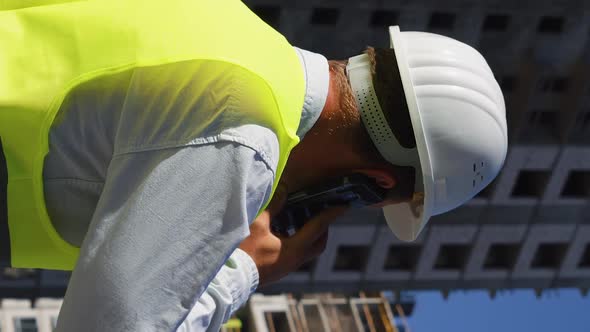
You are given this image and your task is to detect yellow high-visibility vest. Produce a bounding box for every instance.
[0,0,305,270]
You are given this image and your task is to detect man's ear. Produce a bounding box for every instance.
[354,168,396,189]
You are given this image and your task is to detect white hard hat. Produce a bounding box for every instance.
[346,26,507,241]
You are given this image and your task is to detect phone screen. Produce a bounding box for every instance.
[271,174,386,236]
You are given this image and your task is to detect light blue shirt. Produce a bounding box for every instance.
[43,47,329,331]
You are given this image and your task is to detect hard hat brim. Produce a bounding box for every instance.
[382,26,434,242]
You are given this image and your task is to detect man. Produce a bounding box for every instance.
[0,0,507,330]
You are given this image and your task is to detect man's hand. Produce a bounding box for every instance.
[239,205,347,287]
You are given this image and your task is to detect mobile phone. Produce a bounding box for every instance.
[271,174,386,236]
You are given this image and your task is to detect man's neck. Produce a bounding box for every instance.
[280,82,362,193]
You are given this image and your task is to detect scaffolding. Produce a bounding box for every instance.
[248,292,413,332]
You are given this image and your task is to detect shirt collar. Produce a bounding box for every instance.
[294,47,329,139]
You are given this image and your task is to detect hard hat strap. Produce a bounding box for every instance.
[346,54,421,178]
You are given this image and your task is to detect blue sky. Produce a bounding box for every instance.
[406,289,590,332]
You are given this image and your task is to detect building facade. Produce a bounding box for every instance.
[246,0,590,296]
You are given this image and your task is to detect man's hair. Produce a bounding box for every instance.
[365,47,418,198]
[328,49,417,197]
[327,60,360,130]
[365,47,416,149]
[329,46,419,166]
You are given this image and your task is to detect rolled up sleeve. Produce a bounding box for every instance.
[177,248,258,331]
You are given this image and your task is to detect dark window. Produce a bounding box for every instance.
[251,5,281,28]
[500,76,516,93]
[264,311,291,332]
[560,171,590,198]
[537,77,568,93]
[14,318,38,332]
[482,14,510,31]
[537,16,564,34]
[311,8,340,25]
[525,109,559,140]
[511,170,551,198]
[434,244,470,270]
[552,77,568,92]
[572,111,590,138]
[531,243,568,269]
[578,244,590,268]
[537,111,557,127]
[333,245,370,271]
[483,244,520,270]
[428,12,456,30]
[384,245,421,271]
[370,10,399,28]
[538,79,552,92]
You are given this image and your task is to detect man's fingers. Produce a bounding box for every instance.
[292,206,347,245]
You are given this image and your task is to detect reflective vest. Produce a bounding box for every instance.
[0,0,305,270]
